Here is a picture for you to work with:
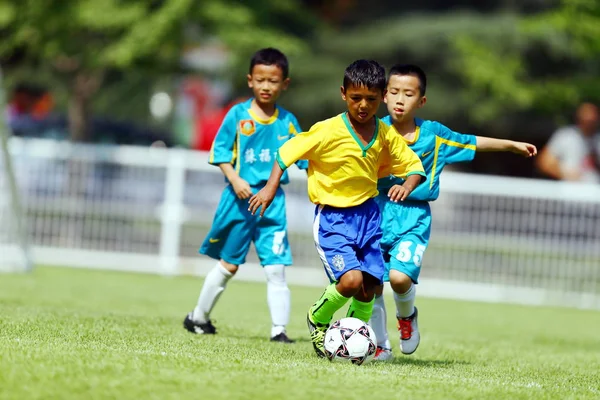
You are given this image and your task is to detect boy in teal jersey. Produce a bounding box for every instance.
[249,60,426,358]
[183,48,307,343]
[370,64,537,361]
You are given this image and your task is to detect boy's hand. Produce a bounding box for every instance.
[511,142,537,158]
[388,174,422,202]
[388,184,411,202]
[248,184,278,217]
[231,177,253,199]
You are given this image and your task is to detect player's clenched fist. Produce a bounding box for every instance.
[248,185,277,217]
[510,142,537,158]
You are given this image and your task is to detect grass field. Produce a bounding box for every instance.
[1,267,599,400]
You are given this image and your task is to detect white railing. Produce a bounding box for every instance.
[2,137,600,309]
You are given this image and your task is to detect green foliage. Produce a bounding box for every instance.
[283,12,527,129]
[0,0,314,73]
[0,0,193,71]
[452,0,600,124]
[525,0,600,58]
[0,0,316,140]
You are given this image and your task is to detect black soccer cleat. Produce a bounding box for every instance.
[183,313,217,334]
[270,332,295,343]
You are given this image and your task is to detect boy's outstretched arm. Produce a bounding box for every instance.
[248,162,284,217]
[476,137,537,157]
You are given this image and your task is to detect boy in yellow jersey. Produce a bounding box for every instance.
[249,60,426,357]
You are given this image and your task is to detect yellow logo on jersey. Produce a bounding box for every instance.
[239,119,256,136]
[421,151,432,158]
[289,122,298,136]
[209,238,220,243]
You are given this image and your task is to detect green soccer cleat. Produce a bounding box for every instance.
[306,312,328,358]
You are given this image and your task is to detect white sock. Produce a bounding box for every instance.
[264,264,290,337]
[394,284,416,318]
[192,262,233,323]
[369,294,391,349]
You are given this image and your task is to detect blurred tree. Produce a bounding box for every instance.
[0,0,316,142]
[279,5,558,177]
[283,11,526,128]
[452,0,600,126]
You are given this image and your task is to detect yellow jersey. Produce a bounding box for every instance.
[276,113,425,208]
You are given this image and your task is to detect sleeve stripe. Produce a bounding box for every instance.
[407,171,426,177]
[437,137,476,150]
[276,152,288,171]
[407,170,427,183]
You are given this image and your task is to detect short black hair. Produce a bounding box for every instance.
[343,59,386,92]
[249,48,289,79]
[388,64,427,96]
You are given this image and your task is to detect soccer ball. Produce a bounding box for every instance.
[324,317,377,365]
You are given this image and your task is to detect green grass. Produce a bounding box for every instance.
[1,267,599,400]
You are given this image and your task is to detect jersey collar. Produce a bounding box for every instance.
[342,112,379,157]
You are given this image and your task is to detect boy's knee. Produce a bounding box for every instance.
[220,260,239,275]
[264,264,287,286]
[337,270,363,296]
[389,269,412,293]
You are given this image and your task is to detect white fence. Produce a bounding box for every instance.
[2,137,600,309]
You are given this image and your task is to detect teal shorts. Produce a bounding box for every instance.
[200,185,292,266]
[375,195,431,284]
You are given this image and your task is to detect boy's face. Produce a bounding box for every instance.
[384,74,426,123]
[247,64,289,106]
[340,84,383,125]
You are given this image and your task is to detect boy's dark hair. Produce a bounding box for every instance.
[343,59,386,92]
[249,48,289,79]
[388,64,427,96]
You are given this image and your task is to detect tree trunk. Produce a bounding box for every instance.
[64,71,103,248]
[67,71,103,142]
[68,90,90,142]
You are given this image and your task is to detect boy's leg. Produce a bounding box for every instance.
[345,272,378,322]
[254,188,294,342]
[185,187,253,334]
[307,276,357,358]
[187,260,235,333]
[369,284,393,361]
[310,267,365,325]
[346,198,385,324]
[390,270,416,317]
[378,201,430,355]
[388,226,430,354]
[308,205,363,356]
[263,264,291,341]
[369,213,394,359]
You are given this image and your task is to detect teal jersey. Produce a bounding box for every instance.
[209,99,308,186]
[378,116,476,201]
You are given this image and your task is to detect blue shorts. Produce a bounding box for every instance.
[376,195,431,284]
[313,198,385,284]
[200,185,292,266]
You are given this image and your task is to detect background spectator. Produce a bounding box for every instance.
[536,103,600,182]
